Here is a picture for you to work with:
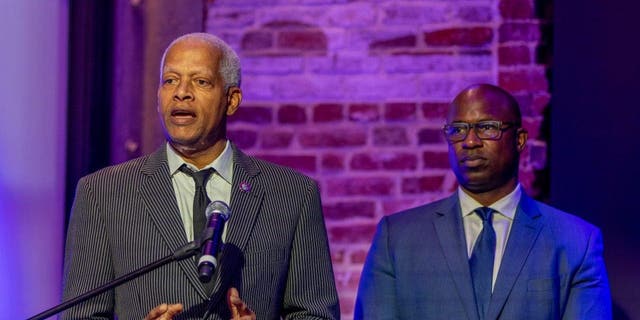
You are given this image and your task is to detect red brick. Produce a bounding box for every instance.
[382,199,426,215]
[328,224,377,244]
[446,179,459,193]
[499,45,531,65]
[228,129,257,149]
[334,270,348,285]
[373,126,408,146]
[313,103,344,122]
[457,6,492,23]
[339,296,355,316]
[350,153,379,170]
[349,103,380,122]
[321,153,345,171]
[257,154,316,173]
[522,117,541,140]
[278,104,307,124]
[529,143,547,170]
[532,93,550,115]
[499,0,534,19]
[350,153,417,171]
[389,49,457,56]
[421,102,449,119]
[383,153,418,170]
[384,102,417,121]
[207,9,254,28]
[350,249,369,264]
[520,146,531,164]
[402,176,445,193]
[512,93,533,116]
[263,20,309,29]
[334,272,360,292]
[369,34,417,50]
[347,272,361,289]
[327,177,394,196]
[277,30,327,52]
[514,93,549,121]
[424,27,493,47]
[323,201,376,220]
[261,131,293,149]
[418,128,445,144]
[241,31,274,51]
[382,5,439,25]
[331,248,346,264]
[499,22,540,42]
[230,106,272,124]
[300,129,367,147]
[498,69,548,92]
[519,169,536,196]
[423,151,450,169]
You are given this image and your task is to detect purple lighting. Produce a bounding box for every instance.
[0,1,68,319]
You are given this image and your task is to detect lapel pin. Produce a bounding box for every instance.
[240,181,251,192]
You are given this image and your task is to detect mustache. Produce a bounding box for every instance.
[458,152,486,162]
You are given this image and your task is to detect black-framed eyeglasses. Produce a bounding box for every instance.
[442,120,519,143]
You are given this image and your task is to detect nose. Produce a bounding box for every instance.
[173,80,193,101]
[462,127,483,148]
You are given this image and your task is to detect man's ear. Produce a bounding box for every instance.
[516,127,528,152]
[226,87,242,116]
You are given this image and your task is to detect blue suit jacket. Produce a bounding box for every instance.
[355,193,611,320]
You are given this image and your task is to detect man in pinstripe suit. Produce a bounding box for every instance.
[62,33,340,319]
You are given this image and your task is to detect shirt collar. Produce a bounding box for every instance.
[458,183,522,220]
[166,141,234,184]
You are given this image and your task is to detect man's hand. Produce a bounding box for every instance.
[144,303,184,320]
[227,287,256,320]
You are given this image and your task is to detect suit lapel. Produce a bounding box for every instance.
[139,145,209,299]
[433,195,480,320]
[208,144,265,307]
[487,194,544,319]
[224,146,265,250]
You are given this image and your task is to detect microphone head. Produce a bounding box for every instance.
[205,200,231,220]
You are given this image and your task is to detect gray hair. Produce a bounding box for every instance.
[160,33,241,91]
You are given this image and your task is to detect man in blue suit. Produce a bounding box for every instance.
[355,84,611,319]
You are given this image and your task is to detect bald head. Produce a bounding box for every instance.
[449,84,521,125]
[445,83,528,204]
[160,33,241,91]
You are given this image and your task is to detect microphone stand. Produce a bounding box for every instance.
[28,241,201,320]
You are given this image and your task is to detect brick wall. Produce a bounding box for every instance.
[206,0,550,318]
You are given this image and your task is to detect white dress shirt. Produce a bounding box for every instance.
[459,184,522,290]
[166,141,233,241]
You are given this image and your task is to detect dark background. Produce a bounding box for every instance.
[552,0,640,318]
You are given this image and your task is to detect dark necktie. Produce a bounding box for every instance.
[179,165,215,241]
[179,165,216,295]
[469,207,496,320]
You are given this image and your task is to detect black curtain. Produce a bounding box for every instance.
[65,1,114,226]
[552,0,640,318]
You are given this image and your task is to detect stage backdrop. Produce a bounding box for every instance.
[202,1,552,317]
[104,1,552,319]
[0,1,68,319]
[67,0,552,319]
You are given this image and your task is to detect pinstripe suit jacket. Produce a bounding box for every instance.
[62,144,340,319]
[355,193,611,320]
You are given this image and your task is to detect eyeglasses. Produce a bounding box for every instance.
[442,120,519,143]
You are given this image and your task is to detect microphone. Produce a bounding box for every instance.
[197,200,231,283]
